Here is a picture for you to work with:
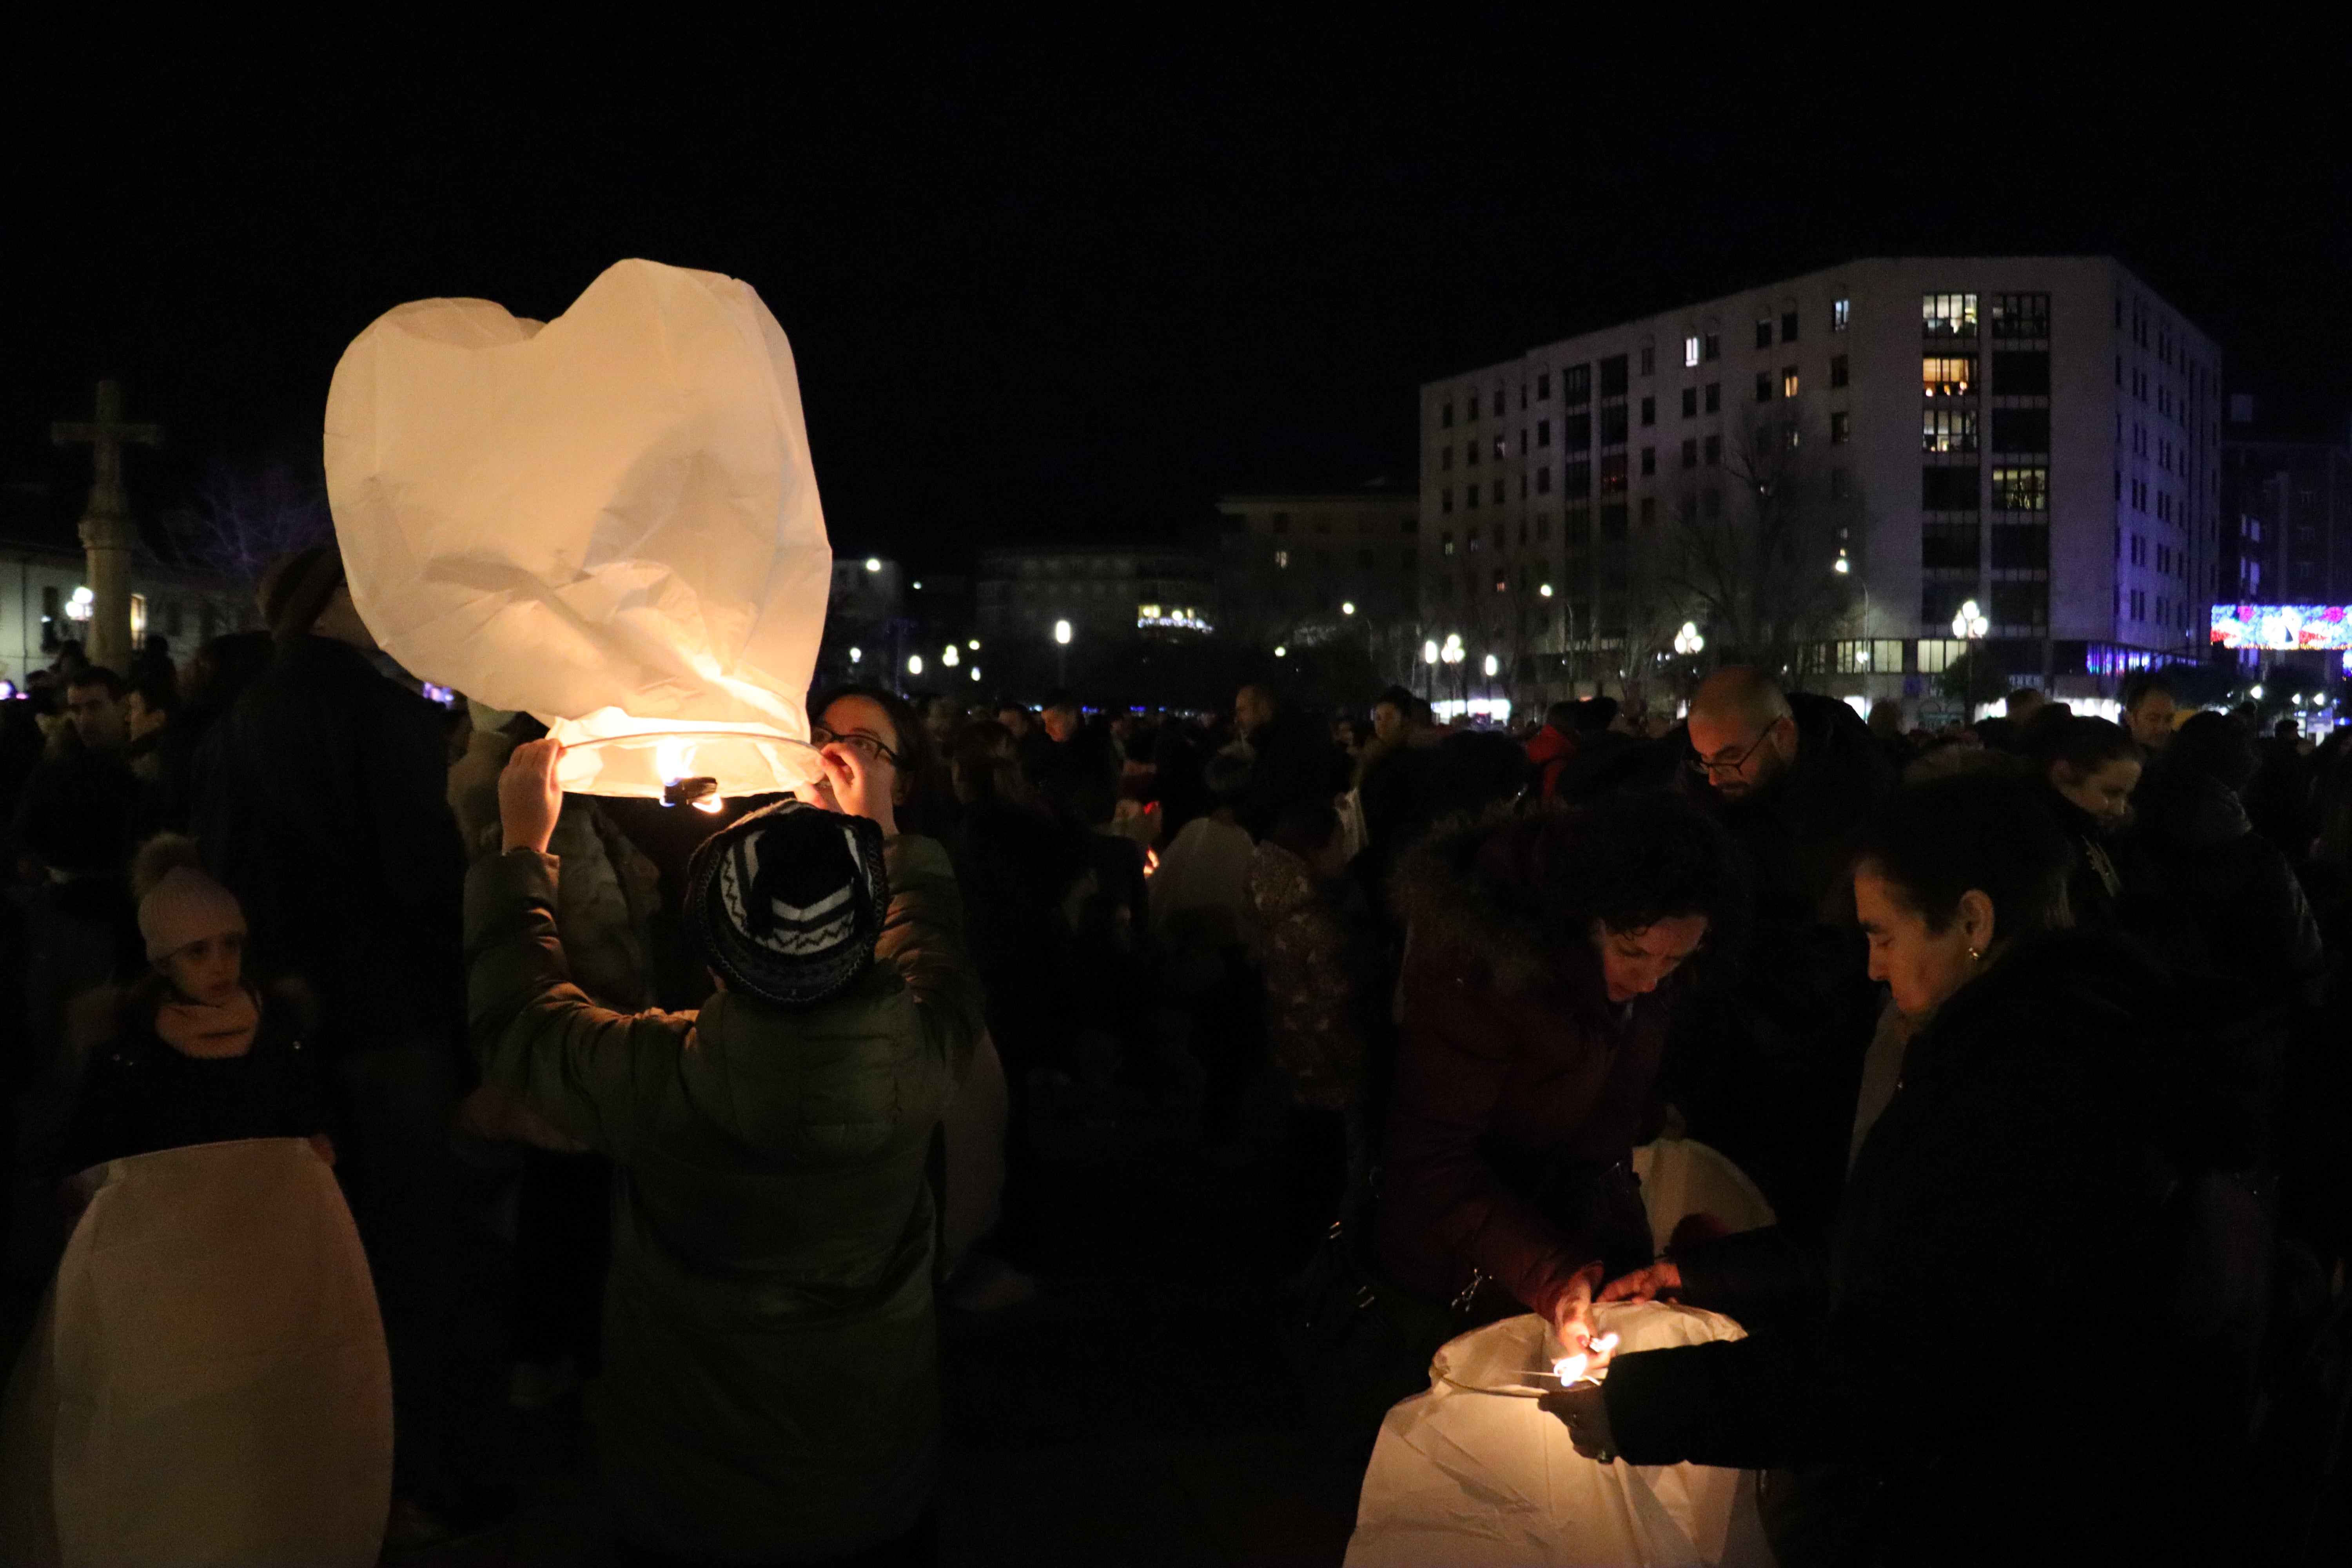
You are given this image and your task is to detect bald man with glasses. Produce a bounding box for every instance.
[1669,666,1895,1229]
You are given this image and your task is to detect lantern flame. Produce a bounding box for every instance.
[1551,1332,1619,1386]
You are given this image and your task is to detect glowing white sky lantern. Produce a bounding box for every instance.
[324,258,831,806]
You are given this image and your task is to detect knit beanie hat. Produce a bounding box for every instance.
[685,800,889,1009]
[132,834,246,961]
[259,544,348,641]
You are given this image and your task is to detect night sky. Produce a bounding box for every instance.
[4,15,2347,572]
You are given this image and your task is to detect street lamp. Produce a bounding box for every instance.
[1341,601,1356,616]
[864,558,882,573]
[1674,621,1705,656]
[1952,598,1989,720]
[1274,645,1288,658]
[942,645,959,667]
[1482,653,1499,677]
[907,653,924,676]
[848,645,862,664]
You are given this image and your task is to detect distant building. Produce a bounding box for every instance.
[2219,412,2352,604]
[1420,256,2221,708]
[1213,487,1420,647]
[972,544,1218,644]
[0,483,257,683]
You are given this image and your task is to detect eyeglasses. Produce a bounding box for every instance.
[812,725,900,767]
[1686,731,1769,778]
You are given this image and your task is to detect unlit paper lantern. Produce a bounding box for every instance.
[324,258,831,802]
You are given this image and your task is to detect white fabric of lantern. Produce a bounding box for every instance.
[325,258,831,800]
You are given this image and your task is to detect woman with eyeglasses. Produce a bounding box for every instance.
[805,684,931,837]
[1562,774,2244,1566]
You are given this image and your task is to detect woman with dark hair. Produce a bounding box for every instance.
[1371,791,1747,1361]
[2028,714,2143,930]
[1570,773,2231,1565]
[808,683,933,836]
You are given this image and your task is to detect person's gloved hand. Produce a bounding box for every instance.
[499,737,565,855]
[1540,1382,1619,1463]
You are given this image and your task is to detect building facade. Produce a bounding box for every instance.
[2219,425,2352,606]
[1418,257,2222,711]
[972,544,1218,643]
[0,539,258,685]
[1212,487,1420,646]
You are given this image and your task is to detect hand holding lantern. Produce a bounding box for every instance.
[500,738,566,855]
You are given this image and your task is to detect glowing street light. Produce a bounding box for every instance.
[967,639,980,650]
[969,667,982,682]
[942,645,960,667]
[1833,555,1851,575]
[1539,583,1554,597]
[1422,640,1439,665]
[906,654,923,675]
[847,645,862,664]
[864,558,882,573]
[1053,619,1072,646]
[1341,601,1357,615]
[1482,653,1499,677]
[1674,621,1706,656]
[1441,632,1464,664]
[2251,683,2266,699]
[1952,599,1989,639]
[1273,645,1288,658]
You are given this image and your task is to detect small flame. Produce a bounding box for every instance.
[1590,1332,1619,1357]
[1144,848,1161,877]
[1553,1354,1588,1384]
[655,737,693,785]
[691,794,726,815]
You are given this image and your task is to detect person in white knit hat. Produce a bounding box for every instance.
[56,834,332,1176]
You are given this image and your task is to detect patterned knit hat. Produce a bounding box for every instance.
[685,800,889,1009]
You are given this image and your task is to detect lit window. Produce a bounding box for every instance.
[1991,466,2050,511]
[1833,298,1851,331]
[1684,334,1701,367]
[1274,549,1289,568]
[1921,408,1977,452]
[1922,293,1979,337]
[1782,367,1800,398]
[1441,531,1454,556]
[1922,356,1976,397]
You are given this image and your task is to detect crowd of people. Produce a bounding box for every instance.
[3,544,2350,1564]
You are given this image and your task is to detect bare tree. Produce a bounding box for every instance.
[1664,424,1859,672]
[157,449,335,584]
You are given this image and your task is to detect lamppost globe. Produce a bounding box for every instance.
[1952,599,1989,640]
[1341,601,1356,615]
[1053,619,1072,646]
[1482,653,1499,677]
[847,646,862,664]
[941,645,959,667]
[864,558,882,573]
[1273,645,1288,658]
[1422,640,1439,665]
[906,654,923,675]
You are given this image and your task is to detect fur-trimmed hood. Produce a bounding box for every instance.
[1390,809,1605,1002]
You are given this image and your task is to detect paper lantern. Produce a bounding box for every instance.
[325,258,830,802]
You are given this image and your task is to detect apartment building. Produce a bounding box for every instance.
[1418,257,2221,708]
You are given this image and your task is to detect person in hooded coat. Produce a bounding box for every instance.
[468,737,983,1566]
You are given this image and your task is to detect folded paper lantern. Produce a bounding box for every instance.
[324,258,831,800]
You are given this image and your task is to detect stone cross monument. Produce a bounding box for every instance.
[53,379,163,673]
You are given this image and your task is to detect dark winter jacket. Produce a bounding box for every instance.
[2128,757,2324,999]
[1668,691,1893,1227]
[58,979,329,1175]
[192,635,465,1056]
[465,834,984,1563]
[1604,931,2229,1564]
[1373,818,1665,1324]
[9,733,142,880]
